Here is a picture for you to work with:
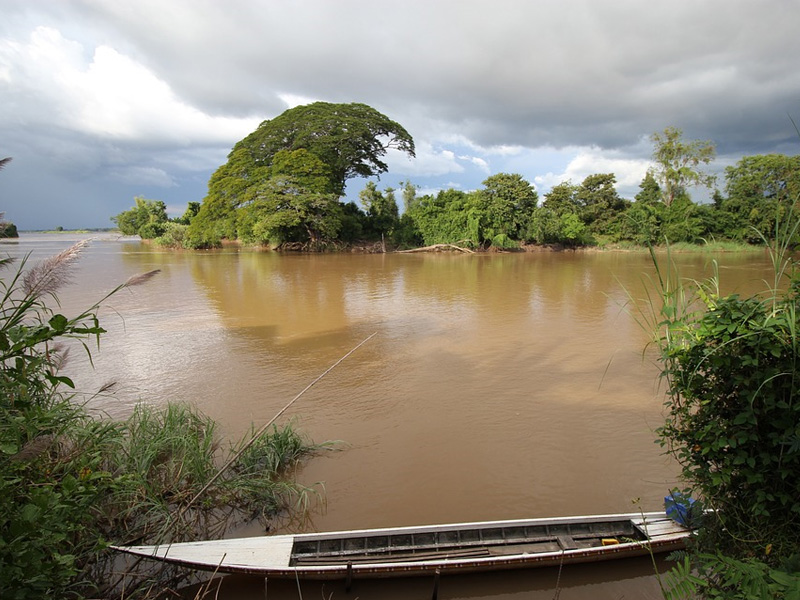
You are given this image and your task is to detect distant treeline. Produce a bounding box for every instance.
[114,153,800,251]
[110,103,800,250]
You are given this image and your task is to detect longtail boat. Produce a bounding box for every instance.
[112,511,692,579]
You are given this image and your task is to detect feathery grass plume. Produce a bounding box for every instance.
[0,256,15,271]
[10,434,56,462]
[22,239,90,298]
[123,269,161,289]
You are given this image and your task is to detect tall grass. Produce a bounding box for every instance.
[0,243,325,599]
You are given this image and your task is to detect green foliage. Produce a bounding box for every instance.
[153,222,188,248]
[360,181,399,239]
[141,114,798,251]
[187,103,413,248]
[0,220,18,238]
[405,173,538,248]
[236,175,343,247]
[695,554,800,600]
[542,181,580,216]
[476,173,538,242]
[657,286,800,555]
[525,207,561,244]
[664,553,800,600]
[406,189,476,246]
[575,173,627,234]
[176,201,201,226]
[338,201,366,244]
[717,154,800,243]
[661,193,706,243]
[0,245,321,597]
[112,197,169,239]
[232,102,415,196]
[528,182,594,245]
[392,212,423,248]
[645,203,800,598]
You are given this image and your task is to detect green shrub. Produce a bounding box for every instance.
[153,222,188,248]
[643,213,800,597]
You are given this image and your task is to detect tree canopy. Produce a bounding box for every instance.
[112,197,169,239]
[186,102,415,248]
[232,102,415,196]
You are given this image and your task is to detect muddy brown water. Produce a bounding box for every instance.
[2,234,777,598]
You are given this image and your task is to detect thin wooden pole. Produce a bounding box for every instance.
[345,561,353,591]
[431,569,441,600]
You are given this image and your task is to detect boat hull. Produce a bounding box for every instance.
[113,511,691,579]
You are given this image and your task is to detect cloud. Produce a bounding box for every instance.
[0,26,260,145]
[385,143,463,177]
[108,166,175,187]
[1,0,800,229]
[458,155,490,174]
[534,146,652,198]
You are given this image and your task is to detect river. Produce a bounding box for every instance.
[1,234,776,599]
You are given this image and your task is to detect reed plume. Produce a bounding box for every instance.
[123,269,161,289]
[22,239,90,298]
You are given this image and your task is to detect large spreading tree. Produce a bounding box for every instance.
[186,102,414,248]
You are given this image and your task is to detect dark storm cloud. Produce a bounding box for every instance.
[73,0,800,151]
[1,0,799,228]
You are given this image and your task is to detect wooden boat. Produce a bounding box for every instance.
[112,511,692,579]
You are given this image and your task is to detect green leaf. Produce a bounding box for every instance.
[0,442,19,454]
[48,314,68,332]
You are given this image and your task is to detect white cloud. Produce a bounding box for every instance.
[386,142,464,177]
[458,155,490,173]
[277,93,322,109]
[534,147,652,198]
[0,26,259,146]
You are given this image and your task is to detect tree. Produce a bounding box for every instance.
[187,103,414,248]
[0,159,18,239]
[112,197,168,239]
[0,213,18,239]
[400,180,419,212]
[541,181,580,216]
[407,189,475,246]
[360,182,399,242]
[177,201,201,225]
[574,173,627,234]
[476,173,538,242]
[719,154,800,242]
[650,126,716,207]
[618,173,665,244]
[231,102,415,196]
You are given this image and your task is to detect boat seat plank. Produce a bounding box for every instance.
[556,536,578,551]
[632,518,688,539]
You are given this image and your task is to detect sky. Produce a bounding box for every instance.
[1,0,799,230]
